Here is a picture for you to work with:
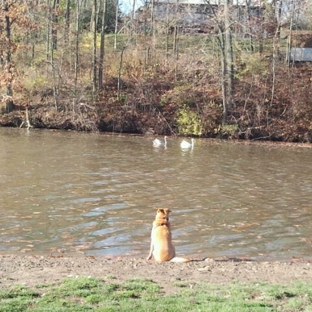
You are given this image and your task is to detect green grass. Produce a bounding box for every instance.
[0,277,312,312]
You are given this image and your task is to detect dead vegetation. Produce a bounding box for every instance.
[1,53,311,143]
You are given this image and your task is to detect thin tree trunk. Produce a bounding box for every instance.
[287,16,293,66]
[173,25,178,56]
[173,25,178,81]
[51,46,58,110]
[2,0,14,112]
[74,0,81,110]
[65,0,71,45]
[245,0,254,52]
[117,47,125,100]
[51,0,59,50]
[220,34,227,124]
[46,0,51,75]
[206,0,233,124]
[151,0,155,40]
[270,0,282,106]
[92,0,97,97]
[165,1,169,60]
[114,0,119,49]
[98,0,107,89]
[130,0,136,36]
[224,0,234,112]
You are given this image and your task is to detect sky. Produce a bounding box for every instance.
[120,0,143,14]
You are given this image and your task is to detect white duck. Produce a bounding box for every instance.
[153,136,167,147]
[180,138,194,149]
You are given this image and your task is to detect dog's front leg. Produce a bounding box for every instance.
[146,239,154,260]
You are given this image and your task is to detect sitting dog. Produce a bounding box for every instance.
[147,208,190,262]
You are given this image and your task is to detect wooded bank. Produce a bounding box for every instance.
[1,62,311,143]
[0,1,311,142]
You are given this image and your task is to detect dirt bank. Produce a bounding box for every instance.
[0,255,311,293]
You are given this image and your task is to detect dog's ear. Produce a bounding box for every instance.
[157,208,165,214]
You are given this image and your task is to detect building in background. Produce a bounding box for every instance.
[135,0,264,35]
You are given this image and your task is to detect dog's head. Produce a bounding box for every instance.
[155,208,171,222]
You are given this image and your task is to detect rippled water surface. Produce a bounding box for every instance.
[0,128,311,261]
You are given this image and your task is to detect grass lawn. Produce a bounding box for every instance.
[0,276,312,312]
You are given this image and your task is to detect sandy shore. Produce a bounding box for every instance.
[0,255,311,293]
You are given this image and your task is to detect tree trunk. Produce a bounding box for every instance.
[92,0,97,96]
[117,47,125,100]
[224,0,234,108]
[46,0,51,75]
[165,1,169,60]
[287,16,293,66]
[151,0,155,41]
[114,0,119,49]
[220,33,227,124]
[270,0,282,106]
[130,0,136,36]
[98,0,107,89]
[173,25,178,81]
[51,0,59,50]
[74,0,80,99]
[205,0,231,124]
[64,0,71,45]
[245,0,254,52]
[2,0,14,112]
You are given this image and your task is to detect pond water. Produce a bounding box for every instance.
[0,128,311,261]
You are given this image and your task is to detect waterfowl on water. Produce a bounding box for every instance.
[153,136,167,147]
[180,138,194,149]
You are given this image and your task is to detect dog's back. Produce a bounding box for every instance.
[148,208,175,262]
[147,208,192,263]
[152,216,175,261]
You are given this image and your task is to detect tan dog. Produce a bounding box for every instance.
[147,208,190,262]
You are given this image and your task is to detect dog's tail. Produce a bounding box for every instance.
[170,257,191,263]
[170,256,208,263]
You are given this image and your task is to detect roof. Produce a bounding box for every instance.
[155,0,262,5]
[290,48,312,62]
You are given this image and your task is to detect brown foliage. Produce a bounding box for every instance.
[1,61,311,143]
[233,65,312,142]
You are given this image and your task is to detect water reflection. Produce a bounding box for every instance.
[0,128,311,260]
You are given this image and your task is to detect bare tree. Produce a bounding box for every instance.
[1,0,14,113]
[270,0,282,106]
[92,0,98,96]
[224,0,234,118]
[114,0,119,49]
[99,0,108,89]
[51,0,59,50]
[205,0,234,124]
[284,0,306,65]
[1,1,40,113]
[74,0,82,106]
[65,0,71,45]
